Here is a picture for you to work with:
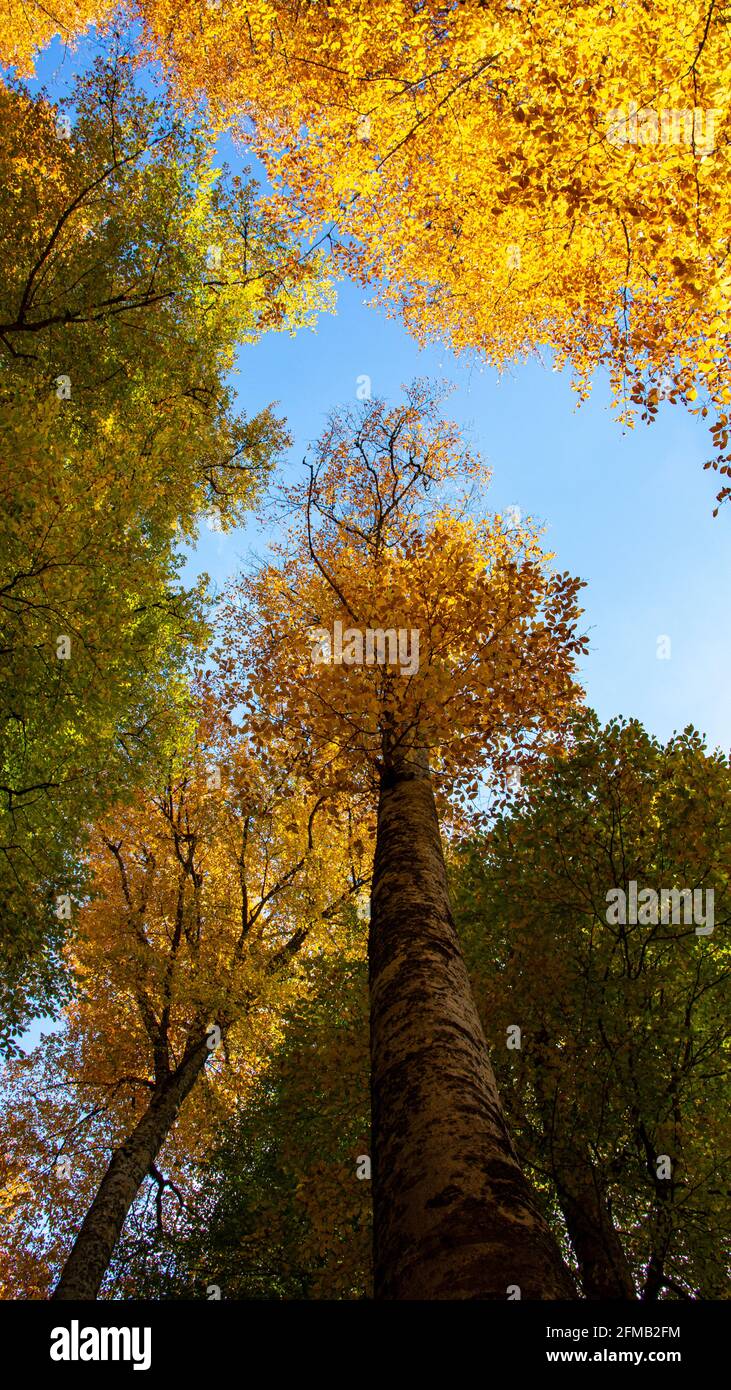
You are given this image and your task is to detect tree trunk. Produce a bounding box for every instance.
[51,1038,210,1300]
[368,759,577,1299]
[530,1049,636,1300]
[642,1184,674,1301]
[555,1167,636,1299]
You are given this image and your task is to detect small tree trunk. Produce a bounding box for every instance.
[52,1038,210,1300]
[555,1168,636,1299]
[642,1184,674,1301]
[369,759,576,1299]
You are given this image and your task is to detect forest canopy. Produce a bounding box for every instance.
[0,1,728,1320]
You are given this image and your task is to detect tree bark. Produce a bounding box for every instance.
[530,1043,636,1299]
[51,1037,210,1300]
[554,1167,636,1299]
[369,759,577,1299]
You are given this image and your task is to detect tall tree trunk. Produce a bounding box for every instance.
[369,758,576,1299]
[52,1037,210,1300]
[554,1166,636,1299]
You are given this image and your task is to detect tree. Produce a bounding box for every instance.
[215,382,587,1298]
[86,0,731,508]
[0,50,330,1045]
[453,712,731,1300]
[115,947,373,1301]
[0,694,368,1299]
[0,0,113,75]
[5,7,731,498]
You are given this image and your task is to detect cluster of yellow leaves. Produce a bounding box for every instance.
[64,713,367,1135]
[4,3,730,497]
[0,695,372,1294]
[123,0,731,503]
[0,1151,48,1298]
[216,387,587,818]
[0,0,115,74]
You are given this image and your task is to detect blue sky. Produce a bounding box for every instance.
[195,278,731,754]
[25,29,731,755]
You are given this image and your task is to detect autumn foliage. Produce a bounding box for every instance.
[4,6,731,496]
[216,382,587,810]
[0,2,729,1314]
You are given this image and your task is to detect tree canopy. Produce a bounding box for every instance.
[0,0,728,1318]
[0,696,369,1298]
[4,2,729,500]
[454,712,731,1299]
[0,52,330,1044]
